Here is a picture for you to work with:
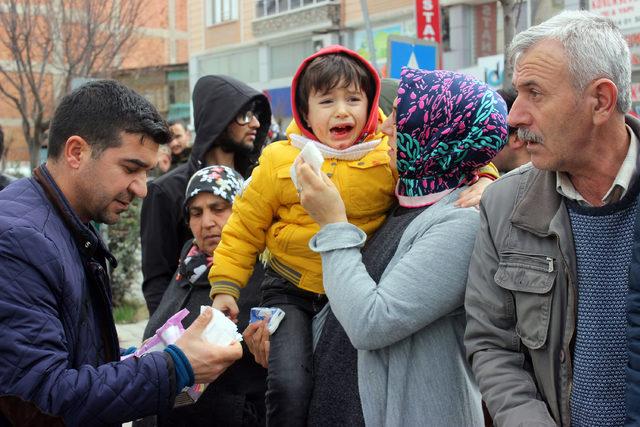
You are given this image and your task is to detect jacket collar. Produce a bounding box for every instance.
[510,166,562,237]
[511,114,640,237]
[33,164,116,268]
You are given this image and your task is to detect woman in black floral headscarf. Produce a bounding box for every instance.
[138,165,267,427]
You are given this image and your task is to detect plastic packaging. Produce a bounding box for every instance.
[249,307,286,334]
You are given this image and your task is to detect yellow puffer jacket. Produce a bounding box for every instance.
[209,120,395,298]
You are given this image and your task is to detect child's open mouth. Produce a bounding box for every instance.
[330,125,353,138]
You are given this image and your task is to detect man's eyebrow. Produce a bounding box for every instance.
[122,158,151,168]
[518,79,539,89]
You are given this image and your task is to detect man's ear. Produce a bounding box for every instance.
[590,78,619,126]
[63,136,91,170]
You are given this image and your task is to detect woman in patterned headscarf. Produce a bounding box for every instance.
[297,68,508,426]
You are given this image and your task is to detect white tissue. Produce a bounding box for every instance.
[200,306,243,346]
[290,142,324,189]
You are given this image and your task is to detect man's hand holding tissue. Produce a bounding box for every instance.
[175,307,242,384]
[211,293,240,323]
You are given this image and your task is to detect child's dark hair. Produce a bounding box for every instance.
[296,53,375,121]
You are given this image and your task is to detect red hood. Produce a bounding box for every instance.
[290,45,381,143]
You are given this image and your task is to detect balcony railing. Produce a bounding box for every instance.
[255,0,332,19]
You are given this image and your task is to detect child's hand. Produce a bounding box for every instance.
[295,161,347,227]
[212,294,240,323]
[243,320,270,368]
[454,177,493,208]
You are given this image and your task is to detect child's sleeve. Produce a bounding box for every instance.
[209,149,280,300]
[478,162,500,180]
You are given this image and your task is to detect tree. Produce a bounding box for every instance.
[500,0,517,89]
[0,0,143,170]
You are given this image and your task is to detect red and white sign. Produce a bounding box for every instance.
[625,32,640,67]
[590,0,640,31]
[416,0,442,42]
[475,3,497,57]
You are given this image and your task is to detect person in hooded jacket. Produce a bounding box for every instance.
[140,76,271,316]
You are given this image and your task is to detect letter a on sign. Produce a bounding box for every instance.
[416,0,441,42]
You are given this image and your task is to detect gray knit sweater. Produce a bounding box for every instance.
[309,188,484,427]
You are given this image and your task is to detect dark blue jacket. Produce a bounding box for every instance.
[0,165,176,426]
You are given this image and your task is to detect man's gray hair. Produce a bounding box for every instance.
[509,10,631,113]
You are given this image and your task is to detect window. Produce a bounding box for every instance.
[206,0,238,25]
[198,48,260,83]
[256,0,330,18]
[269,39,314,79]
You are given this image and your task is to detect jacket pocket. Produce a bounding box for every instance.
[494,252,557,350]
[276,167,300,205]
[345,154,393,214]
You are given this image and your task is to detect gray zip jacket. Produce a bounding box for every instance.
[310,189,484,427]
[464,115,640,427]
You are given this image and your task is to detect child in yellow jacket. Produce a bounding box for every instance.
[210,45,497,424]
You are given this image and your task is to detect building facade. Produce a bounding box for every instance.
[187,0,567,126]
[1,0,190,164]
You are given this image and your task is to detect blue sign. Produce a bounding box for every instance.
[387,36,440,79]
[264,86,292,118]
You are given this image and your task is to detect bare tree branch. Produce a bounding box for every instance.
[0,0,143,169]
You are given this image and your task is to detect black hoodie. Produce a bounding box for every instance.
[140,75,271,315]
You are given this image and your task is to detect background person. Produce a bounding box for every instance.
[0,125,16,191]
[141,75,271,316]
[296,67,508,426]
[168,120,192,168]
[156,144,173,175]
[491,88,531,174]
[0,80,242,426]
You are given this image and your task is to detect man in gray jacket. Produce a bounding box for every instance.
[464,11,640,426]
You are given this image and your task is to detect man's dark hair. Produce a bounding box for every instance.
[0,125,4,161]
[296,53,376,121]
[167,119,188,129]
[48,80,172,159]
[497,88,516,111]
[497,88,517,134]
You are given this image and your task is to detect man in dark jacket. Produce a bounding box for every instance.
[141,75,271,316]
[464,11,640,426]
[0,80,243,426]
[0,125,16,191]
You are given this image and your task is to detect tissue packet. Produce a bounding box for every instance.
[200,305,243,346]
[249,307,286,334]
[290,142,324,189]
[126,307,242,407]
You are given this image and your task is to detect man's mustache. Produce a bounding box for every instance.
[517,128,544,144]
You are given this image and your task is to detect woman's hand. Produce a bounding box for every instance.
[454,177,494,208]
[243,321,270,368]
[295,160,348,227]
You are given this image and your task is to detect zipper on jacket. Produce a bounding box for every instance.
[555,234,575,425]
[500,251,556,272]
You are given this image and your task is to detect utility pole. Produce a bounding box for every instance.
[360,0,379,73]
[501,0,516,89]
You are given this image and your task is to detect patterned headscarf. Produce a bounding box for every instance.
[184,165,244,220]
[395,68,508,199]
